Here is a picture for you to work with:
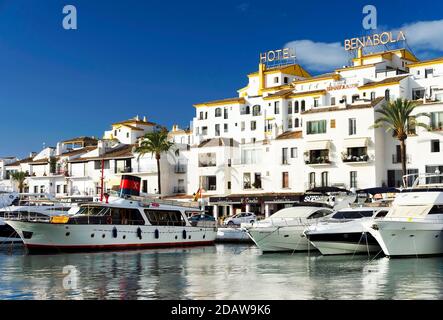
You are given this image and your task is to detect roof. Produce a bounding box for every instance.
[62,136,98,145]
[358,75,409,90]
[69,144,135,163]
[60,146,97,157]
[198,138,238,148]
[288,89,327,99]
[292,73,340,85]
[408,56,443,68]
[5,157,35,167]
[301,97,384,115]
[263,88,294,100]
[112,119,157,127]
[248,64,311,78]
[276,131,303,140]
[353,49,419,63]
[194,97,246,108]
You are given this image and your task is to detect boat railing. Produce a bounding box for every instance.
[404,173,443,190]
[125,195,201,209]
[379,216,443,223]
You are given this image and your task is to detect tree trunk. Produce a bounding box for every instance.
[400,139,407,182]
[156,153,161,196]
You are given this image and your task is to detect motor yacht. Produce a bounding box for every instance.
[365,173,443,257]
[244,205,334,252]
[304,206,389,256]
[5,194,217,253]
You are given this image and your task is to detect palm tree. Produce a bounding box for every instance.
[10,171,27,193]
[134,130,173,196]
[372,98,429,179]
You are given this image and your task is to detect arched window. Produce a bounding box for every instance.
[294,101,299,113]
[301,100,306,112]
[385,89,390,101]
[288,104,293,114]
[252,105,261,116]
[215,108,222,117]
[245,105,250,114]
[288,118,293,129]
[294,118,300,128]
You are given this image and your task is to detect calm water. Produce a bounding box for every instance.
[0,243,442,300]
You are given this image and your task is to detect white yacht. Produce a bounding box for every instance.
[5,196,217,253]
[305,207,389,256]
[365,174,443,257]
[244,206,334,252]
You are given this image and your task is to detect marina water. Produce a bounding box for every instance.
[0,244,442,300]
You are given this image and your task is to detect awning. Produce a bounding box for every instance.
[306,140,331,151]
[344,137,369,148]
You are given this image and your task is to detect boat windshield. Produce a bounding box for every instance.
[76,206,111,216]
[332,210,375,220]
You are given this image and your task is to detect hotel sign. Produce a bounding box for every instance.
[327,83,359,91]
[260,48,296,64]
[344,31,406,51]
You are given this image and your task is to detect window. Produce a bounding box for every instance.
[274,101,280,114]
[241,121,245,131]
[288,103,293,114]
[348,118,356,135]
[330,119,336,128]
[198,153,216,167]
[370,92,376,101]
[215,108,222,117]
[56,185,61,194]
[307,120,327,135]
[282,148,288,164]
[126,132,130,138]
[114,130,117,136]
[34,186,39,193]
[205,112,208,119]
[274,77,279,84]
[215,124,220,136]
[282,172,289,188]
[254,173,262,189]
[145,210,185,227]
[321,172,329,187]
[352,95,359,103]
[252,105,261,116]
[294,101,299,113]
[425,68,433,78]
[309,172,316,188]
[224,123,228,133]
[350,171,357,188]
[291,147,298,158]
[331,97,336,106]
[142,180,148,193]
[115,159,132,174]
[431,140,440,153]
[243,173,252,189]
[284,77,288,84]
[341,96,347,104]
[388,169,418,187]
[301,100,306,112]
[385,89,390,101]
[431,112,443,130]
[199,112,203,120]
[313,98,319,107]
[408,116,416,134]
[251,121,257,131]
[294,118,300,128]
[202,126,208,135]
[94,160,110,170]
[412,88,425,100]
[288,118,293,129]
[227,181,231,190]
[201,176,217,191]
[224,108,228,119]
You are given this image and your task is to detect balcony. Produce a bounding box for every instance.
[342,154,370,163]
[174,165,187,174]
[173,186,186,194]
[305,157,331,166]
[392,154,412,164]
[116,167,133,174]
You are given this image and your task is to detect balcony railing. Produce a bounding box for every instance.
[392,154,412,164]
[305,157,331,165]
[342,154,369,163]
[175,165,187,173]
[116,167,133,174]
[173,186,186,194]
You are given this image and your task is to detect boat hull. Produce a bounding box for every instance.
[366,219,443,257]
[6,220,217,254]
[247,226,314,252]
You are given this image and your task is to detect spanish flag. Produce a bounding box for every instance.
[193,188,202,202]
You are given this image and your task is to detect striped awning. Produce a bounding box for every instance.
[343,137,369,148]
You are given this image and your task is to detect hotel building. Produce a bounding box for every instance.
[2,47,443,220]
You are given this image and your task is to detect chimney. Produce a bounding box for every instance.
[135,115,140,121]
[143,116,147,122]
[56,142,63,156]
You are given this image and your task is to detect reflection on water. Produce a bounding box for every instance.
[0,244,442,300]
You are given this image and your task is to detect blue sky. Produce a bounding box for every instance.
[1,0,443,157]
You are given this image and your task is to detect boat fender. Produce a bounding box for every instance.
[154,229,160,239]
[137,227,142,239]
[112,227,118,238]
[107,216,113,225]
[182,230,187,240]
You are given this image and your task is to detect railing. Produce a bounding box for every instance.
[392,154,412,164]
[116,167,133,174]
[173,186,186,194]
[342,154,369,163]
[174,165,187,173]
[305,157,331,165]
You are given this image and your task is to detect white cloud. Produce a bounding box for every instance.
[284,40,349,72]
[397,19,443,53]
